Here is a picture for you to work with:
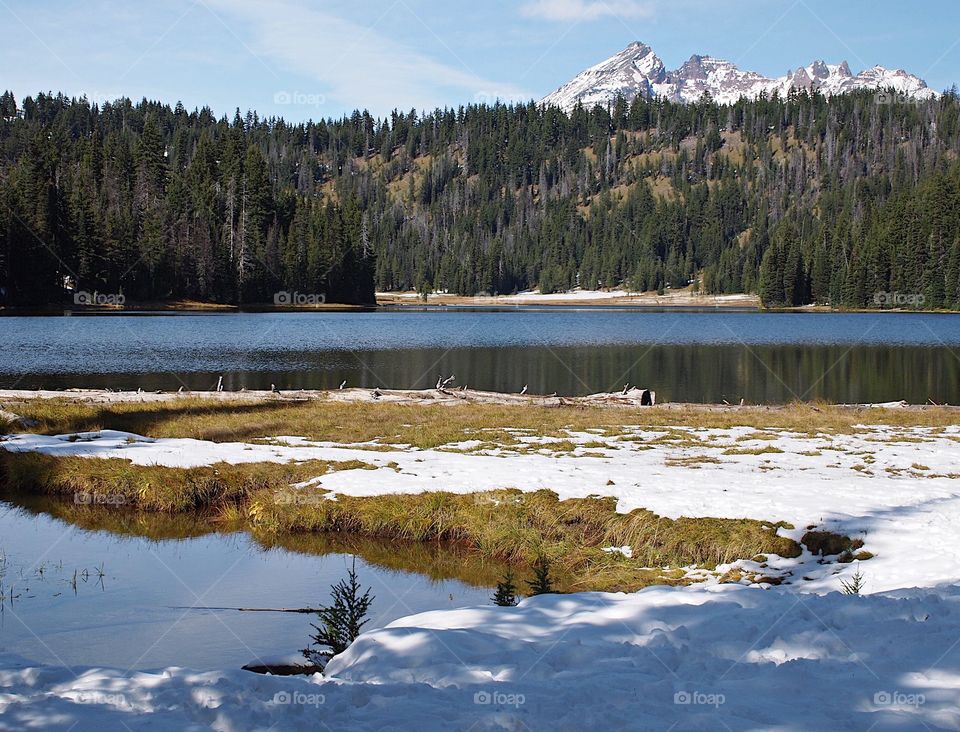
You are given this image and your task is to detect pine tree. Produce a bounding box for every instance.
[758,244,782,307]
[840,565,866,595]
[945,238,960,308]
[492,569,519,606]
[810,236,830,304]
[0,90,16,120]
[134,114,167,210]
[527,557,554,596]
[302,558,374,663]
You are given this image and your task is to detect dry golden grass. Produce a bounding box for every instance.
[236,487,800,591]
[0,452,373,512]
[664,454,722,467]
[0,451,801,592]
[4,397,957,449]
[736,431,781,441]
[722,446,785,456]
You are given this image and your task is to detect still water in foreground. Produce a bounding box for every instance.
[3,309,960,402]
[0,494,501,671]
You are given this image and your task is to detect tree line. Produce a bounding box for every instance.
[1,86,959,308]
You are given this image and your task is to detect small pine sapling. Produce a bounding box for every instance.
[840,565,866,595]
[303,558,374,664]
[527,556,554,595]
[492,568,519,606]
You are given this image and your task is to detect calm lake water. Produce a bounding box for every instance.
[0,494,502,670]
[3,309,960,403]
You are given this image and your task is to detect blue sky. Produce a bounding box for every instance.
[2,0,959,121]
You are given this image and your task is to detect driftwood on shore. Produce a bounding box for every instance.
[0,387,949,412]
[0,385,662,409]
[0,409,40,428]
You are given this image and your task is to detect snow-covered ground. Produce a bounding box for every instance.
[377,288,757,304]
[377,288,639,302]
[2,584,959,730]
[3,422,960,730]
[487,288,633,302]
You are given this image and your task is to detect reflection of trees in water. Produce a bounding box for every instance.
[8,345,958,404]
[259,532,510,589]
[6,491,216,540]
[359,345,960,404]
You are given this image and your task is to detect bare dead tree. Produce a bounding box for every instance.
[436,375,455,391]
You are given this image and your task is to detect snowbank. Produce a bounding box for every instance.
[3,584,959,730]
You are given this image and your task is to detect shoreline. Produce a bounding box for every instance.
[4,289,959,313]
[0,386,950,410]
[1,391,909,596]
[0,301,375,316]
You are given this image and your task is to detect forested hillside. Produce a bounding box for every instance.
[1,87,960,308]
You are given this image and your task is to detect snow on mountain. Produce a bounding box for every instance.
[541,41,666,111]
[541,42,937,110]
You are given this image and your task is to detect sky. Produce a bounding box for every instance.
[1,0,959,121]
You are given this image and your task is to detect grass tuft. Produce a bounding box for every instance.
[722,446,785,456]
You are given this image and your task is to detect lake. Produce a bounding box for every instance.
[3,309,960,403]
[0,493,503,671]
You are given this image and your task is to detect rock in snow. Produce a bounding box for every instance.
[541,41,937,111]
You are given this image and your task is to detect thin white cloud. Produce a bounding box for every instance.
[204,0,532,114]
[520,0,654,22]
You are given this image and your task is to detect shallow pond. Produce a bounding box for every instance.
[0,494,502,671]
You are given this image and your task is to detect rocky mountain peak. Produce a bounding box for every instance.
[540,42,936,111]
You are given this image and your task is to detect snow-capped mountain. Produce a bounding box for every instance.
[541,41,937,110]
